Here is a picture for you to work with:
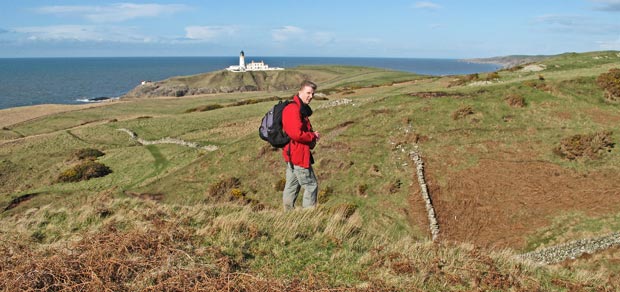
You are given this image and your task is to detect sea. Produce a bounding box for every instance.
[0,57,501,110]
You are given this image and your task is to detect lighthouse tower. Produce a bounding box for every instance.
[239,51,246,71]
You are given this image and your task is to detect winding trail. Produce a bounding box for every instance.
[117,128,218,151]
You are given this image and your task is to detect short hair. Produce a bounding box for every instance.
[299,80,317,91]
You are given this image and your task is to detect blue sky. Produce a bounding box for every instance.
[0,0,619,58]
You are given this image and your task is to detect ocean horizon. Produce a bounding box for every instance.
[0,56,501,110]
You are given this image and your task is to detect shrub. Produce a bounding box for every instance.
[72,148,105,160]
[318,186,333,204]
[451,105,474,120]
[230,188,247,199]
[357,184,368,196]
[207,177,241,199]
[553,131,615,160]
[57,161,112,182]
[505,94,526,108]
[387,179,402,194]
[232,99,259,106]
[507,65,523,72]
[596,68,620,102]
[523,80,553,92]
[185,104,224,113]
[447,74,479,87]
[274,177,286,191]
[485,72,500,81]
[466,73,480,81]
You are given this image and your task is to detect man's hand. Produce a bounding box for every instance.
[314,131,321,141]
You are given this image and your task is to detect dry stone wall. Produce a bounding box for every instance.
[410,150,440,242]
[117,128,218,151]
[520,232,620,264]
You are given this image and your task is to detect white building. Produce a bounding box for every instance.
[226,51,284,72]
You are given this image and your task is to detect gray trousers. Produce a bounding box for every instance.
[282,164,318,211]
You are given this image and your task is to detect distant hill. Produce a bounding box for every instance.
[464,54,551,68]
[124,69,312,98]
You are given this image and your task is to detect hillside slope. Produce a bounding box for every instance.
[2,53,620,290]
[123,65,420,98]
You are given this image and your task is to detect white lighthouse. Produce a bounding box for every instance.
[226,50,284,72]
[239,50,246,70]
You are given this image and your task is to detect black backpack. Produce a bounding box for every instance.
[259,100,292,148]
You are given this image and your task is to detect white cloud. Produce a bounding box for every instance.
[598,36,620,50]
[185,26,237,41]
[413,1,442,10]
[533,14,620,35]
[271,26,334,46]
[272,26,304,42]
[35,3,188,23]
[13,25,149,42]
[311,32,335,45]
[590,0,620,11]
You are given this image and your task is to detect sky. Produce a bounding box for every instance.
[0,0,619,58]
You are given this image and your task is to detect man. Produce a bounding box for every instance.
[281,80,321,211]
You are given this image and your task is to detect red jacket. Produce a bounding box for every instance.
[282,95,317,168]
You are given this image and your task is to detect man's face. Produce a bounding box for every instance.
[298,85,315,104]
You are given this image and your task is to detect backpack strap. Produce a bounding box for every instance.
[287,143,293,169]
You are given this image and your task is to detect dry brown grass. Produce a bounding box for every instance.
[0,220,387,291]
[0,103,114,128]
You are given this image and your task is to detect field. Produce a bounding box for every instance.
[1,53,620,291]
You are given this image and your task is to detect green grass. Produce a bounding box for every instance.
[2,54,620,290]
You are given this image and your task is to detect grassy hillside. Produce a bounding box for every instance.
[1,54,620,290]
[123,65,420,98]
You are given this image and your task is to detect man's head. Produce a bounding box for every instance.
[298,80,317,104]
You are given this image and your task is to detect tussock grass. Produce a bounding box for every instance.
[2,196,612,291]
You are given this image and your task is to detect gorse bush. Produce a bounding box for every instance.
[505,94,526,108]
[596,68,620,102]
[57,161,112,182]
[485,72,500,81]
[447,73,479,87]
[523,79,553,92]
[185,104,224,113]
[553,131,615,160]
[452,105,475,120]
[72,148,105,160]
